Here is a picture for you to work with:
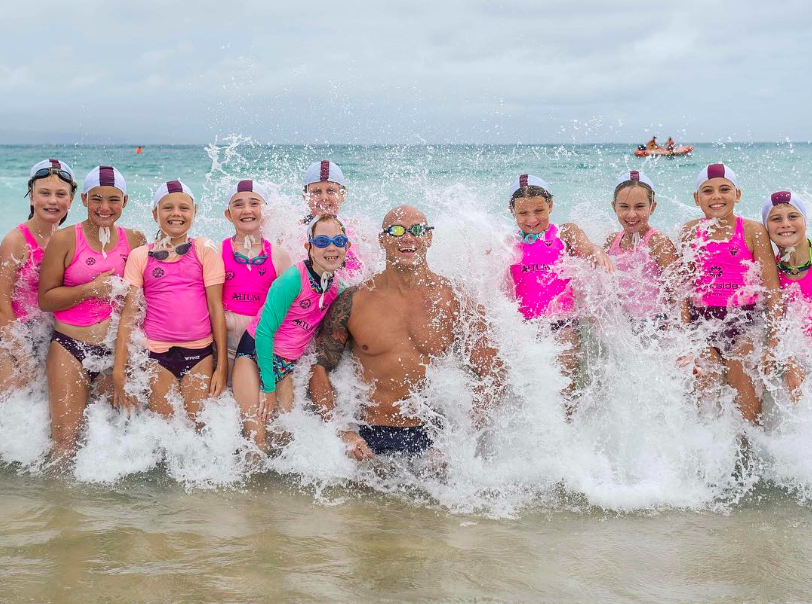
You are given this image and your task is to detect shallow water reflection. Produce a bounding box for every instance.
[2,471,811,602]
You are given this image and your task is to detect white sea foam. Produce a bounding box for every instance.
[3,141,812,518]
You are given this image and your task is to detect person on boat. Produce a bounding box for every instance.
[646,137,659,150]
[666,138,675,152]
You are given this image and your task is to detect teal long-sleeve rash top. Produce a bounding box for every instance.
[254,264,302,393]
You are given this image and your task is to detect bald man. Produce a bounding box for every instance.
[309,205,504,460]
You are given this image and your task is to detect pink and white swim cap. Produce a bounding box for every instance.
[696,163,738,191]
[30,158,75,181]
[509,174,551,197]
[152,180,195,208]
[761,191,808,226]
[83,166,127,195]
[614,170,654,192]
[304,160,345,187]
[226,179,269,204]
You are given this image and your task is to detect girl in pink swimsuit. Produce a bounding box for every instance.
[508,174,613,409]
[762,190,810,399]
[0,159,75,392]
[301,160,365,282]
[38,166,146,463]
[113,180,227,427]
[679,164,781,423]
[232,215,348,451]
[603,170,679,324]
[220,179,291,370]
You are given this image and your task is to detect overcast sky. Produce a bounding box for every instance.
[1,0,810,144]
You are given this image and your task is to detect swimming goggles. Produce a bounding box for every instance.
[382,224,434,237]
[233,251,268,265]
[149,241,192,260]
[520,230,547,244]
[310,235,349,248]
[31,167,75,185]
[778,239,812,275]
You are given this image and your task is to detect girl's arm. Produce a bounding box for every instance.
[677,222,700,325]
[0,230,26,330]
[603,231,618,252]
[560,223,614,272]
[254,267,302,418]
[126,229,148,249]
[747,221,782,349]
[650,232,681,308]
[112,285,141,411]
[205,283,228,397]
[271,245,292,278]
[38,228,113,312]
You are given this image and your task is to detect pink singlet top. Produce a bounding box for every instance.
[53,223,131,327]
[11,223,45,322]
[510,223,575,320]
[247,262,338,360]
[778,260,812,337]
[608,228,663,316]
[142,239,212,343]
[691,217,758,308]
[221,238,277,316]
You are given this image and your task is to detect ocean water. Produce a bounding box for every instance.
[2,141,812,602]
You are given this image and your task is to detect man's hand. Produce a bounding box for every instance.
[340,430,373,461]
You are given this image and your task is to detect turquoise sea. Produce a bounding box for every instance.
[2,141,812,602]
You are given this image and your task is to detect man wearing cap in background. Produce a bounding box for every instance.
[308,204,505,461]
[301,159,366,282]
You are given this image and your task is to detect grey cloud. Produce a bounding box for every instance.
[0,0,810,144]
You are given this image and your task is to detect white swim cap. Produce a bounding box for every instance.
[29,158,75,182]
[303,160,345,188]
[152,180,195,208]
[83,165,127,195]
[762,191,808,226]
[696,163,738,191]
[614,170,654,193]
[509,174,552,198]
[306,214,348,239]
[226,179,269,205]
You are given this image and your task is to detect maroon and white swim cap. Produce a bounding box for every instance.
[303,160,346,187]
[226,179,269,205]
[696,163,738,191]
[509,174,551,197]
[762,191,808,226]
[152,180,195,208]
[29,158,75,181]
[83,166,127,195]
[614,170,654,193]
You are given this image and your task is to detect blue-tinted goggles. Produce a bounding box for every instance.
[310,235,349,248]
